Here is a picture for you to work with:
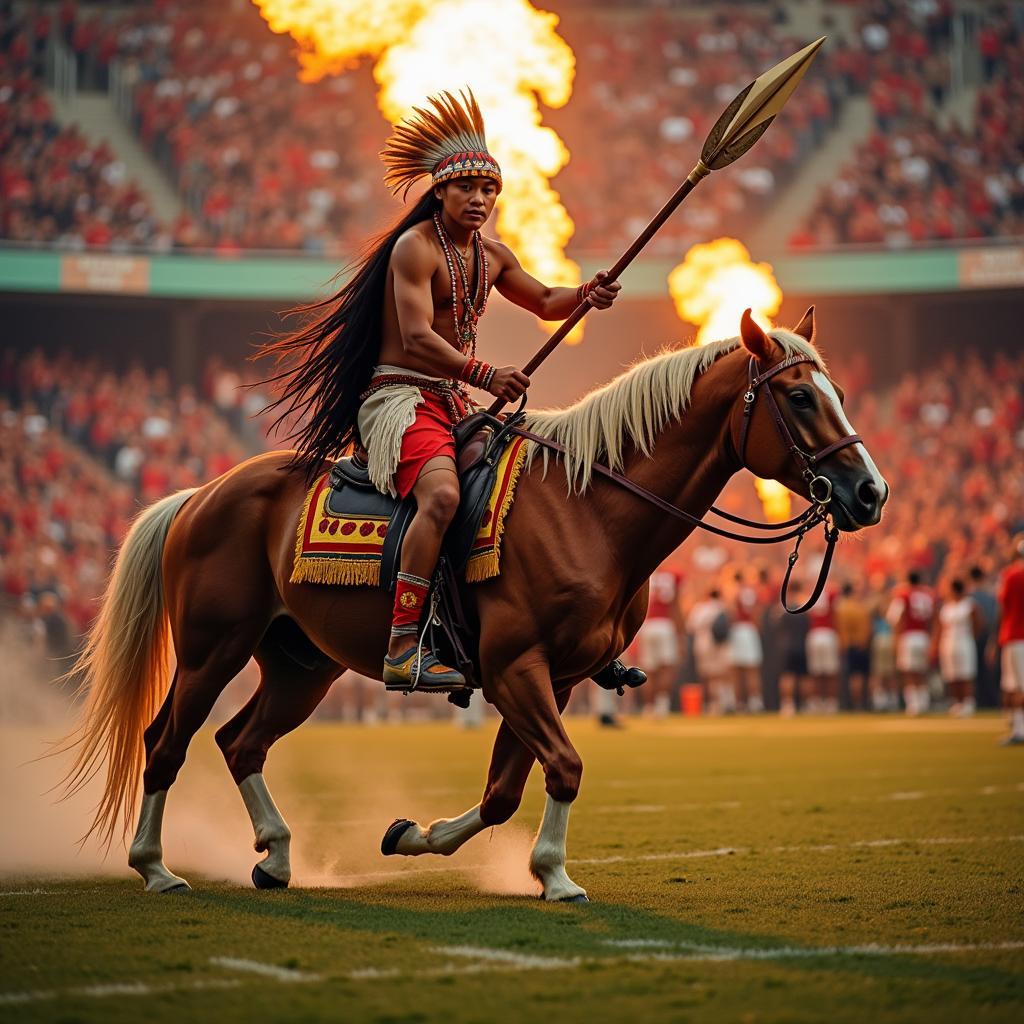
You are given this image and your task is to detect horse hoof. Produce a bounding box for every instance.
[381,818,415,856]
[252,864,288,890]
[556,893,590,904]
[163,882,191,895]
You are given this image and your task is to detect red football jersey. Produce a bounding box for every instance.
[808,588,837,630]
[733,585,757,624]
[889,584,935,633]
[647,569,683,620]
[998,563,1024,644]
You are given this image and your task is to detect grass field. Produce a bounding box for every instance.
[2,714,1022,1023]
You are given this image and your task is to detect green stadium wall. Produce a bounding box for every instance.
[2,245,1023,301]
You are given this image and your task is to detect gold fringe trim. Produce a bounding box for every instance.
[290,475,383,588]
[290,558,381,587]
[289,474,322,585]
[465,438,528,584]
[465,550,500,584]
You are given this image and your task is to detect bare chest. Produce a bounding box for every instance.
[429,246,495,344]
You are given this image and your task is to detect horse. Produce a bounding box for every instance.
[61,307,888,901]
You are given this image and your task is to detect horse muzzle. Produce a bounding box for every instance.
[828,474,889,532]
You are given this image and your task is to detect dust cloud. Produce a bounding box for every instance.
[0,639,543,896]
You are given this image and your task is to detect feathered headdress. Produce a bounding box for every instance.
[380,89,502,201]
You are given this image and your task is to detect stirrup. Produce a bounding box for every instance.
[383,645,467,694]
[592,659,647,694]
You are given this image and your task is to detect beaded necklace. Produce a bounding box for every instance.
[433,212,488,357]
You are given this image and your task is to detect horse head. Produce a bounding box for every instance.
[734,306,889,533]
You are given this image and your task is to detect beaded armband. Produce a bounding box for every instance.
[460,357,493,389]
[576,279,595,306]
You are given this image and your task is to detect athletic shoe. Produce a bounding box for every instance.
[383,646,466,693]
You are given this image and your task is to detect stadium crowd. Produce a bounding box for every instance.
[0,348,246,656]
[0,66,168,251]
[7,1,1019,256]
[53,0,846,255]
[791,3,1024,248]
[2,343,1022,721]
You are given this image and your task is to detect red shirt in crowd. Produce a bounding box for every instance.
[647,569,683,621]
[733,585,757,624]
[998,561,1024,644]
[808,588,837,630]
[889,584,935,634]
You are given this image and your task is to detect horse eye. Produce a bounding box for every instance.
[789,390,813,409]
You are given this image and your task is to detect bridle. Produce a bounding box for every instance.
[508,352,863,613]
[738,354,861,511]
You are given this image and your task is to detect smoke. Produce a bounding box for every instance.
[470,825,542,897]
[0,630,124,878]
[0,636,543,895]
[0,631,253,881]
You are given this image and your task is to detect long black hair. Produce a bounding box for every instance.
[255,188,440,481]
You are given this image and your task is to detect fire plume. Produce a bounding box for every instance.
[667,237,782,347]
[252,0,582,331]
[668,237,790,520]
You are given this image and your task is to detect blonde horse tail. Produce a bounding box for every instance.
[57,488,197,849]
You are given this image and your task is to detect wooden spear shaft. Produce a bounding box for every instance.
[487,35,825,417]
[514,171,703,381]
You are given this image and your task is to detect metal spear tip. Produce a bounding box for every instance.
[700,36,826,171]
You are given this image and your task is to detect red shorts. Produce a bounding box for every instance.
[393,390,468,498]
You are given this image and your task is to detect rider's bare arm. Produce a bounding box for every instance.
[392,232,529,401]
[493,241,621,319]
[392,231,473,380]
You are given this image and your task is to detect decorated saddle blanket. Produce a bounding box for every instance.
[291,434,529,588]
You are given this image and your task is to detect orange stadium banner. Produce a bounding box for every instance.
[59,254,151,295]
[958,246,1024,289]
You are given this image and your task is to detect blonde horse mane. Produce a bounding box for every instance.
[523,330,825,491]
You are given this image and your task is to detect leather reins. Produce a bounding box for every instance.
[507,354,862,614]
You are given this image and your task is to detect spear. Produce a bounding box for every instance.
[488,35,826,417]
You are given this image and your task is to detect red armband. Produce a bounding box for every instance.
[575,279,595,305]
[459,358,493,388]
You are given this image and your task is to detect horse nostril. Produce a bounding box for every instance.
[857,478,879,508]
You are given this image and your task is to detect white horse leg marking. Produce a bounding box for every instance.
[394,804,487,856]
[127,790,191,893]
[529,795,587,902]
[239,774,291,884]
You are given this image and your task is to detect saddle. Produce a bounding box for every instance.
[324,411,523,700]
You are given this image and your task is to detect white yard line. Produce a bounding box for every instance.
[338,940,1024,984]
[853,835,1024,848]
[570,834,1024,867]
[0,959,321,1006]
[209,957,322,983]
[609,940,1024,962]
[0,887,102,898]
[0,979,241,1006]
[572,846,742,866]
[4,935,1020,1004]
[434,946,579,970]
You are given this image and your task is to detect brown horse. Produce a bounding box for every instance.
[62,308,887,901]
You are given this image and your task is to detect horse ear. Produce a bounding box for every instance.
[739,308,772,360]
[792,305,815,344]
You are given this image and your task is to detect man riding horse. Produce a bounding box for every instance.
[260,90,626,691]
[59,42,891,898]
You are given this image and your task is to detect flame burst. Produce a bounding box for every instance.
[668,237,791,521]
[253,0,581,331]
[667,237,782,346]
